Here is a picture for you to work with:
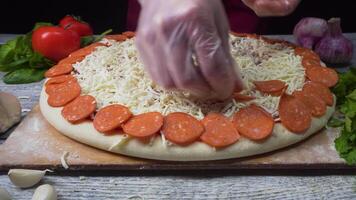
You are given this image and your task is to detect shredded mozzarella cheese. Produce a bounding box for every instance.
[72,35,305,119]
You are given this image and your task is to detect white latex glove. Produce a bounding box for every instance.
[242,0,301,16]
[136,0,243,100]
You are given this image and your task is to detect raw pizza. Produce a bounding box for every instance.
[39,32,338,161]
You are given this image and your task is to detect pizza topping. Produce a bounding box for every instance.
[279,94,312,133]
[61,95,96,123]
[93,104,132,133]
[122,31,135,38]
[104,34,128,42]
[303,81,334,106]
[253,80,287,96]
[232,104,274,140]
[69,42,106,58]
[200,113,240,148]
[295,47,320,61]
[44,63,73,78]
[47,80,81,107]
[45,75,74,86]
[261,37,296,48]
[231,33,260,39]
[301,57,321,71]
[233,93,255,102]
[292,90,327,117]
[162,112,204,146]
[72,35,305,120]
[122,112,163,138]
[305,66,339,88]
[58,55,85,65]
[45,78,78,94]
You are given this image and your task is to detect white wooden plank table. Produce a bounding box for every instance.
[1,34,356,200]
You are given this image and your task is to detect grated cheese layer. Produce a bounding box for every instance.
[72,35,305,119]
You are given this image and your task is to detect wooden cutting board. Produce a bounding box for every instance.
[0,105,351,171]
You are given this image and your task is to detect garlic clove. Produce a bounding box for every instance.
[0,92,22,133]
[0,187,11,200]
[8,169,48,188]
[31,184,57,200]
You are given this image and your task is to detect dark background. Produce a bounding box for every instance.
[1,0,355,34]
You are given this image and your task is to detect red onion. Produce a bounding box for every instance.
[293,17,328,49]
[315,18,353,64]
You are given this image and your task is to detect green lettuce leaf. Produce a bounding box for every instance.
[332,68,356,165]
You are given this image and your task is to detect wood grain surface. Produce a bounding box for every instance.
[1,175,356,200]
[1,34,356,200]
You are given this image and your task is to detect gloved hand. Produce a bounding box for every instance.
[136,0,243,100]
[242,0,301,16]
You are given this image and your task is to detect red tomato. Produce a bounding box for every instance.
[59,15,76,27]
[59,15,93,37]
[32,26,81,62]
[65,21,93,37]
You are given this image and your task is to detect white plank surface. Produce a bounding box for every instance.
[1,175,356,199]
[1,34,356,199]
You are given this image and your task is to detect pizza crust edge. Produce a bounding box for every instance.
[39,87,335,161]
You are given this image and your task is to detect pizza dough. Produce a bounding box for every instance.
[40,89,335,161]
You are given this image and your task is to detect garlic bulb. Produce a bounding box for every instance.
[293,17,328,49]
[31,184,57,200]
[8,169,48,188]
[315,18,353,64]
[0,92,21,133]
[0,187,11,200]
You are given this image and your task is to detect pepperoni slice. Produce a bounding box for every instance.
[233,93,255,102]
[47,80,81,107]
[162,112,204,146]
[122,31,135,38]
[235,33,260,39]
[303,81,334,106]
[104,34,128,42]
[61,95,97,123]
[292,90,327,117]
[261,37,297,48]
[306,66,339,88]
[254,80,287,96]
[45,78,78,94]
[200,113,240,148]
[45,75,74,86]
[232,105,274,140]
[122,112,163,138]
[295,47,320,61]
[262,37,282,44]
[45,63,73,78]
[279,94,312,133]
[69,43,106,58]
[93,104,132,133]
[302,57,321,71]
[58,55,85,65]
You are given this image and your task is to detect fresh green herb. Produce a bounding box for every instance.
[3,68,46,84]
[332,68,356,105]
[330,68,356,164]
[0,22,54,84]
[80,29,112,47]
[327,117,344,127]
